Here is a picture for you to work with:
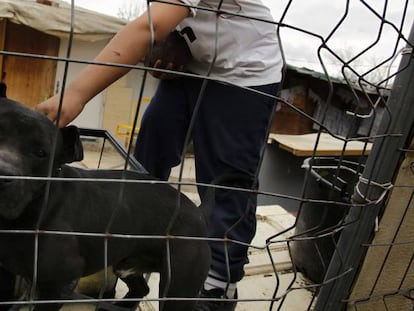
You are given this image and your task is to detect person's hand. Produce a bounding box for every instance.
[150,59,186,79]
[36,93,85,128]
[146,30,192,80]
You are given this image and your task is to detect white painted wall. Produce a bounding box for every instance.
[56,38,108,129]
[55,39,159,130]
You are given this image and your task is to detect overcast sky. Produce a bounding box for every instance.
[63,0,413,81]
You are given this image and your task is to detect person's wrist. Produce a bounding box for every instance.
[64,84,88,109]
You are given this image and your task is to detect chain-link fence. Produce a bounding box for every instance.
[0,0,413,310]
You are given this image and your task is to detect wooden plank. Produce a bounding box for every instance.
[271,86,316,135]
[269,133,372,157]
[3,22,59,107]
[0,19,6,78]
[347,142,414,310]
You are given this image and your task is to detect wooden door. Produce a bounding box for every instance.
[0,20,6,81]
[2,21,59,108]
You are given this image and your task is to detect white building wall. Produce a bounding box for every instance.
[56,39,159,131]
[56,38,108,129]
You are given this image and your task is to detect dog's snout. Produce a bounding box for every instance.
[0,150,22,188]
[0,176,13,183]
[0,162,20,189]
[0,175,14,183]
[0,171,18,189]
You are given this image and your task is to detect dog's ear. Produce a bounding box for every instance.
[0,82,7,98]
[59,125,84,163]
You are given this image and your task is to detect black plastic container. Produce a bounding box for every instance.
[290,157,362,284]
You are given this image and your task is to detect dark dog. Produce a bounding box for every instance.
[0,98,210,310]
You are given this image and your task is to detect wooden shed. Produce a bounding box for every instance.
[272,65,389,138]
[0,0,127,128]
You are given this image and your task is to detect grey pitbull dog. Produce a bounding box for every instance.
[0,98,210,310]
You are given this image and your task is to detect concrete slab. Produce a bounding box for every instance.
[237,272,314,311]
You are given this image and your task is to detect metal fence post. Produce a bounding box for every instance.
[314,23,414,311]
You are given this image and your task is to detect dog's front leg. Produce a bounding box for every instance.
[0,266,15,311]
[32,279,79,311]
[116,273,149,308]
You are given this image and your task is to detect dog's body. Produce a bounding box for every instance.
[0,98,210,310]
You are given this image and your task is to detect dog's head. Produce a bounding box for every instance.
[0,98,84,219]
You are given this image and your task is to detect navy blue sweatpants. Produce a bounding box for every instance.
[134,77,278,282]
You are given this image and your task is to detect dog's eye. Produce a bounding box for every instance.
[32,149,47,158]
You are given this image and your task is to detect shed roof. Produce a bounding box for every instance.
[0,0,127,41]
[285,64,390,95]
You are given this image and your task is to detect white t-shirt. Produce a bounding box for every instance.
[177,0,282,86]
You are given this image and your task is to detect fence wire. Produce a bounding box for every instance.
[0,0,413,310]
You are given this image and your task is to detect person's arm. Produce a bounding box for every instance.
[36,0,189,127]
